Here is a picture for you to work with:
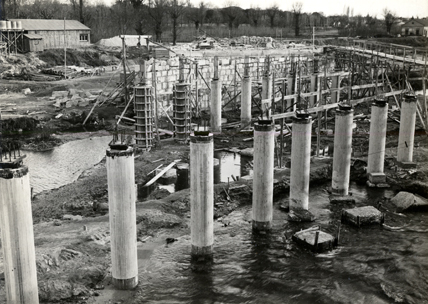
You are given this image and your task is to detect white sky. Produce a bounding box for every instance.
[186,0,428,19]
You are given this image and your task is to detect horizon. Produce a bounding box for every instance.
[182,0,428,19]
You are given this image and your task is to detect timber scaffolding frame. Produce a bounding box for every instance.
[86,39,426,152]
[0,29,24,55]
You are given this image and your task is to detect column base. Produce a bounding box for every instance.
[191,244,213,257]
[252,220,271,232]
[368,172,386,184]
[112,276,138,290]
[395,158,417,169]
[331,187,349,197]
[366,180,390,188]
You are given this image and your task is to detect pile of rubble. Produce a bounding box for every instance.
[50,89,100,109]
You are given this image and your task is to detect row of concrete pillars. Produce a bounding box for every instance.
[0,94,418,299]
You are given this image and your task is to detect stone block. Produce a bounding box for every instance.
[390,191,428,212]
[342,206,384,227]
[368,172,386,184]
[292,226,335,252]
[395,159,417,169]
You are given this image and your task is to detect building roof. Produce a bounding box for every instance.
[402,18,428,27]
[10,19,90,31]
[23,34,43,39]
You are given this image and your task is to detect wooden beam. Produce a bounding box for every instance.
[271,90,405,120]
[143,160,180,187]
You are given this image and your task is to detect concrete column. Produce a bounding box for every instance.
[252,121,275,231]
[332,104,354,196]
[241,76,252,127]
[107,145,138,289]
[0,164,39,303]
[262,74,272,100]
[190,132,214,256]
[286,74,294,112]
[290,113,312,211]
[367,98,388,183]
[309,75,317,107]
[397,94,417,166]
[331,75,339,104]
[210,79,222,133]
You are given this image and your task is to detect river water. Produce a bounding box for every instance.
[135,183,428,304]
[23,139,428,303]
[24,136,111,194]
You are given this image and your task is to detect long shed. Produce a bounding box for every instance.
[10,19,91,49]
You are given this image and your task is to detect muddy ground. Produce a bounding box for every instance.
[1,51,428,303]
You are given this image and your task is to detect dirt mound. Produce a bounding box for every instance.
[39,49,108,68]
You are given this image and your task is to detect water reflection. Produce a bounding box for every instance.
[24,136,111,194]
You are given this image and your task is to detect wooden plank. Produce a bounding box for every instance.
[143,160,180,187]
[271,90,405,120]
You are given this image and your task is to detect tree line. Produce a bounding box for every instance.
[0,0,400,44]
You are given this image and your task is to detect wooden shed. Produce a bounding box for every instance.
[23,34,44,52]
[10,19,90,49]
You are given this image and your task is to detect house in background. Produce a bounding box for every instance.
[10,19,90,50]
[401,18,428,37]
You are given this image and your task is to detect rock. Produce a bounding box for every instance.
[390,191,428,212]
[21,88,31,95]
[96,202,109,212]
[288,209,316,222]
[53,220,62,226]
[63,214,83,221]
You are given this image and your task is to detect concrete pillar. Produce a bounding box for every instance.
[210,79,222,133]
[262,74,272,100]
[332,104,354,196]
[252,121,275,231]
[286,74,294,112]
[290,113,312,211]
[367,98,388,183]
[0,163,39,303]
[190,132,214,256]
[309,75,317,107]
[397,94,417,167]
[106,145,138,289]
[331,75,339,104]
[241,76,252,127]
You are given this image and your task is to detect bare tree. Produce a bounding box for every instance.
[247,5,262,27]
[221,0,244,30]
[147,0,168,42]
[291,2,303,36]
[266,3,279,28]
[168,0,186,45]
[187,1,207,30]
[383,8,396,34]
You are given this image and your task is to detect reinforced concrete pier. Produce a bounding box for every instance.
[289,112,312,211]
[332,104,354,196]
[190,132,214,256]
[367,98,388,184]
[396,93,418,168]
[106,144,138,289]
[0,153,39,303]
[252,120,275,231]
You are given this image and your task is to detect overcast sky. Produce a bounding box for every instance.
[187,0,428,19]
